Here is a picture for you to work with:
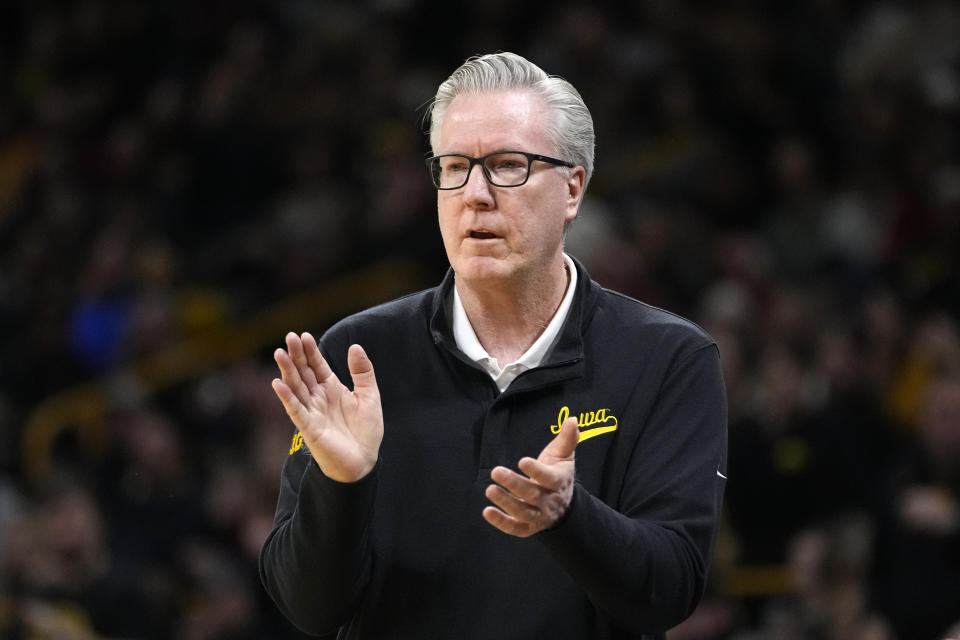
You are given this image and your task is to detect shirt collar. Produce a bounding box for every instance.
[452,253,578,391]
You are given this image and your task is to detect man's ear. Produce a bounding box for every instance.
[564,166,586,224]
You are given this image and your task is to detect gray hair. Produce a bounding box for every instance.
[428,52,595,188]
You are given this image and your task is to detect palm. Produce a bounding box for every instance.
[273,332,383,483]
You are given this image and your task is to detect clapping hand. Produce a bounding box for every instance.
[272,332,384,483]
[483,417,579,537]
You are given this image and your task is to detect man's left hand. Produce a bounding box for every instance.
[483,417,579,537]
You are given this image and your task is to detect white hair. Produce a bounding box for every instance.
[428,52,595,188]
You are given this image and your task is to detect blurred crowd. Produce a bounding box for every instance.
[1,1,959,639]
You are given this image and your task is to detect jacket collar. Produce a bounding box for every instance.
[429,255,599,375]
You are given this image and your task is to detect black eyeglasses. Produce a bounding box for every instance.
[425,151,575,190]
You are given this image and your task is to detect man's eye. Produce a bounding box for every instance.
[445,161,468,173]
[490,155,528,171]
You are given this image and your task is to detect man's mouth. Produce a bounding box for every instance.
[469,230,498,240]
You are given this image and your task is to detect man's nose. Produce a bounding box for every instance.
[462,163,495,207]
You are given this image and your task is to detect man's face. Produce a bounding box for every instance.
[435,90,585,288]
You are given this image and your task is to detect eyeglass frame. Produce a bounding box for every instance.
[425,151,576,190]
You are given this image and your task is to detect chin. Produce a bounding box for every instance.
[453,254,515,284]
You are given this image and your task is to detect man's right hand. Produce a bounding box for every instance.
[272,332,383,483]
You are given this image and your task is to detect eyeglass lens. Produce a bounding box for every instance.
[431,153,531,189]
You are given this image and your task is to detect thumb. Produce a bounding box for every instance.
[347,344,379,394]
[543,416,579,461]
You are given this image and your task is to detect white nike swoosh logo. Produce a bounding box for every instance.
[717,470,727,479]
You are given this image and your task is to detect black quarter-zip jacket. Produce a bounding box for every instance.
[260,258,728,639]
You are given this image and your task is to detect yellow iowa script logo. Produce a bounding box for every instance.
[289,432,304,454]
[550,405,619,442]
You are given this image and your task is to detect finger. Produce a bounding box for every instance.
[286,332,318,388]
[539,416,579,462]
[491,466,548,504]
[271,378,311,430]
[482,505,534,538]
[484,484,541,524]
[301,332,337,386]
[274,347,312,405]
[285,331,305,365]
[347,344,379,397]
[517,457,571,492]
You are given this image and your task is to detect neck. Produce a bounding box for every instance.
[456,255,570,365]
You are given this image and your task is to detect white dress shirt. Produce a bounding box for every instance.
[452,253,578,392]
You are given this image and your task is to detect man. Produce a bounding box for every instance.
[260,52,727,639]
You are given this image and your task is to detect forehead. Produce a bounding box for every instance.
[438,89,552,154]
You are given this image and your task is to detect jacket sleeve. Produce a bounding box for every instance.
[258,327,378,637]
[259,450,378,636]
[537,343,728,634]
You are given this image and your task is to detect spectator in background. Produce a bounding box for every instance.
[729,515,894,640]
[2,484,163,639]
[874,369,960,640]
